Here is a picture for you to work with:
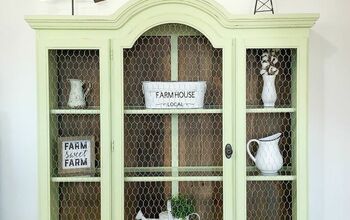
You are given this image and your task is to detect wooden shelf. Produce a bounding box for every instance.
[246,175,296,181]
[246,107,296,113]
[51,177,101,182]
[50,108,100,114]
[125,166,222,173]
[124,176,223,182]
[247,166,293,172]
[124,106,222,114]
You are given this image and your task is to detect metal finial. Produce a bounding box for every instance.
[254,0,275,14]
[71,0,106,15]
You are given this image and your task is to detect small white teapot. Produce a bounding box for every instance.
[67,79,91,108]
[247,133,283,175]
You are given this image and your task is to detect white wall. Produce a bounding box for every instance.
[0,0,349,219]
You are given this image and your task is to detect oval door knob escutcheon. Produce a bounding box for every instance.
[225,144,233,159]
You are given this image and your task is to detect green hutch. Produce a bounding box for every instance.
[26,0,319,219]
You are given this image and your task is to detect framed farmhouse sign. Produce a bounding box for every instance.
[58,136,95,176]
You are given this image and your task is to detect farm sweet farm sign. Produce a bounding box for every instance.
[58,136,95,176]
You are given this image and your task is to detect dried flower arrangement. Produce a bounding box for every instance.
[260,49,279,76]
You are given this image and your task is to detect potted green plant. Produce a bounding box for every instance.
[170,195,195,220]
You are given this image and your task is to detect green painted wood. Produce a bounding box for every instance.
[222,39,235,220]
[291,47,298,219]
[50,109,100,114]
[51,177,101,182]
[124,176,223,182]
[246,176,296,181]
[235,37,247,220]
[124,166,223,173]
[50,182,59,220]
[99,40,112,220]
[111,40,124,220]
[37,37,52,220]
[47,45,59,220]
[124,107,222,114]
[246,107,296,113]
[246,166,293,173]
[295,39,309,220]
[170,34,179,196]
[28,1,318,220]
[171,34,179,81]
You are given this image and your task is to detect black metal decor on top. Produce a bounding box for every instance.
[254,0,275,14]
[71,0,106,15]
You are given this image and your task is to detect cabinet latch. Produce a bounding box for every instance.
[225,144,233,159]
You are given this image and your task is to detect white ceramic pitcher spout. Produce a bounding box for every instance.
[67,79,91,108]
[247,133,283,175]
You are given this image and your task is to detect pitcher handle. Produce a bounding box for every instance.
[83,81,92,98]
[247,139,259,163]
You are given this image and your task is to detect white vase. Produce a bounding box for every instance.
[261,74,277,107]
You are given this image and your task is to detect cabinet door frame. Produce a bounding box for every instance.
[111,33,235,219]
[235,31,309,220]
[37,37,111,220]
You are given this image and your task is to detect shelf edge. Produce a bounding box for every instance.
[246,108,296,113]
[124,108,222,114]
[124,176,223,182]
[50,109,101,114]
[51,177,101,182]
[246,175,296,181]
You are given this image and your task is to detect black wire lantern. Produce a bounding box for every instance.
[71,0,105,15]
[254,0,274,14]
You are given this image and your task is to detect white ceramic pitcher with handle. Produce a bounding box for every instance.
[67,79,91,108]
[247,133,283,175]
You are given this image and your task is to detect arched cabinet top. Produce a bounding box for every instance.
[26,0,319,31]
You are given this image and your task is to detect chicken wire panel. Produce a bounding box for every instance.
[247,181,294,220]
[124,114,172,172]
[143,23,202,36]
[123,24,223,109]
[48,50,100,109]
[178,36,223,107]
[179,181,223,220]
[125,182,168,220]
[246,113,294,176]
[246,49,297,108]
[124,114,223,177]
[178,114,222,168]
[125,181,223,220]
[50,114,100,177]
[52,182,101,220]
[123,36,171,107]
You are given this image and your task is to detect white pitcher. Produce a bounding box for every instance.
[261,74,277,107]
[247,133,283,175]
[67,79,91,108]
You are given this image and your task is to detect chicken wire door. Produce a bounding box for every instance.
[40,40,111,220]
[120,24,232,220]
[237,38,309,220]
